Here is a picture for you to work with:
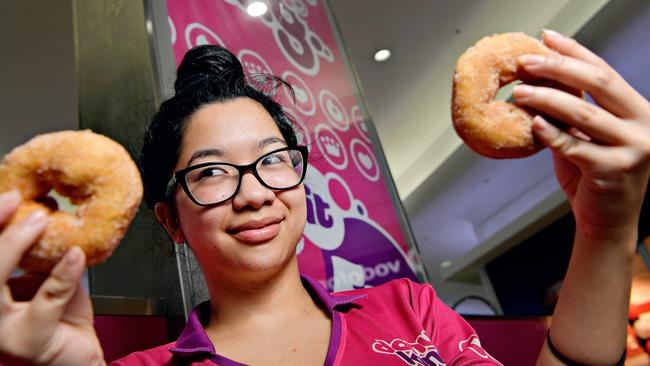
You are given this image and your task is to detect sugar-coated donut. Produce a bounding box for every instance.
[0,130,143,272]
[452,32,558,159]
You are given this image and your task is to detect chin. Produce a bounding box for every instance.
[228,238,297,273]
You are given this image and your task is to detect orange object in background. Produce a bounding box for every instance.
[627,324,650,365]
[628,237,650,364]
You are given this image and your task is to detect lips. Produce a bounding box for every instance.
[227,217,283,243]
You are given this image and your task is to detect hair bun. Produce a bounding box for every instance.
[174,45,245,94]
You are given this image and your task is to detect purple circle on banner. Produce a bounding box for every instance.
[319,90,349,131]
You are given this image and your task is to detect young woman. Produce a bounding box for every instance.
[0,29,649,365]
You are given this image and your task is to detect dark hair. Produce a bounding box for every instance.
[139,45,298,209]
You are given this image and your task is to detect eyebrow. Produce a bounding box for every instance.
[185,136,287,167]
[258,136,287,150]
[186,148,224,167]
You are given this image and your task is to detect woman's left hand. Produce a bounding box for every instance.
[513,29,650,246]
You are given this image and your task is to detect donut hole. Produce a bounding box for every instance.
[37,189,80,214]
[495,80,522,102]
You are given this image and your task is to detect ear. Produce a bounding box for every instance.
[154,202,185,244]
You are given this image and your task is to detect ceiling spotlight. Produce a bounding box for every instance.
[247,2,268,17]
[373,49,391,62]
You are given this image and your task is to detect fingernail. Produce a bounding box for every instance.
[518,54,545,66]
[65,247,83,265]
[0,190,21,206]
[24,210,47,225]
[513,85,535,99]
[543,29,562,40]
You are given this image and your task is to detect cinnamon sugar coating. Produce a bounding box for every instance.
[0,130,143,272]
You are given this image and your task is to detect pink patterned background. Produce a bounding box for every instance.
[166,0,422,290]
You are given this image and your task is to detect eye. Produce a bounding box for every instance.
[198,166,228,178]
[261,152,288,166]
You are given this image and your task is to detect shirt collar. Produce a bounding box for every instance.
[169,275,367,357]
[301,275,367,310]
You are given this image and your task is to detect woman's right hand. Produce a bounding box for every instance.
[0,190,105,365]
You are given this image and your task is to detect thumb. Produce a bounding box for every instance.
[28,247,86,323]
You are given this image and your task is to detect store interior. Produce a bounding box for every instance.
[2,0,649,364]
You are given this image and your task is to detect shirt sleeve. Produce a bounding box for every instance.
[408,280,503,365]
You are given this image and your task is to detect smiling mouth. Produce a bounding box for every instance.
[227,218,283,244]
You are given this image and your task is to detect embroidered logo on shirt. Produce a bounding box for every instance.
[458,335,502,365]
[371,331,446,366]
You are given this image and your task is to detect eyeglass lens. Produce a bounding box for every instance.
[184,149,305,205]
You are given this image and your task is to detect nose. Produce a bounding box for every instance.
[232,171,275,210]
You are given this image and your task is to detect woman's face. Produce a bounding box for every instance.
[168,97,307,282]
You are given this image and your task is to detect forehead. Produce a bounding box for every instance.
[179,98,284,158]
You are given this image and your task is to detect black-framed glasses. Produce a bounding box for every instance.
[166,146,308,207]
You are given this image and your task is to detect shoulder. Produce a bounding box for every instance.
[333,277,438,308]
[108,342,177,366]
[331,277,445,328]
[331,279,503,364]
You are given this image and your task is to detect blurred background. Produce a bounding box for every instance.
[1,0,649,363]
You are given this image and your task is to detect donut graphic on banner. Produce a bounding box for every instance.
[315,124,347,170]
[282,0,309,17]
[282,70,316,116]
[350,138,380,182]
[319,89,349,131]
[351,105,371,142]
[184,22,227,48]
[237,49,274,75]
[223,0,334,76]
[283,108,312,151]
[299,166,418,291]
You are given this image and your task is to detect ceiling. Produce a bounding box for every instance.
[329,0,609,201]
[328,0,614,302]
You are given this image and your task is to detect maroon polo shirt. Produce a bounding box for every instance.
[111,276,500,365]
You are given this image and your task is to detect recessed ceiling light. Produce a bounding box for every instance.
[441,260,452,268]
[373,49,391,62]
[247,1,268,17]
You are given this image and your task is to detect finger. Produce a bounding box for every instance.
[567,127,591,142]
[518,53,640,119]
[532,115,611,166]
[513,84,627,144]
[0,210,49,285]
[29,247,86,323]
[0,190,22,225]
[541,29,650,120]
[542,29,609,69]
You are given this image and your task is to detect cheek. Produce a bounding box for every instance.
[281,187,307,222]
[176,199,225,238]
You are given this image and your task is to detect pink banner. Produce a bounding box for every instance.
[166,0,421,290]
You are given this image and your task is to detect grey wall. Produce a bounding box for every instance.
[0,0,77,155]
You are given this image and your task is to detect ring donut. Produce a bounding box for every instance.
[0,130,143,272]
[452,32,572,159]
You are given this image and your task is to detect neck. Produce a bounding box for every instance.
[204,257,321,335]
